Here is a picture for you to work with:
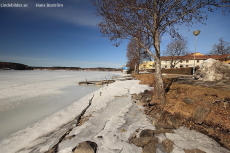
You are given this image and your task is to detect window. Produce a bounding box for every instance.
[180,60,183,63]
[197,60,199,63]
[186,60,189,63]
[186,65,188,67]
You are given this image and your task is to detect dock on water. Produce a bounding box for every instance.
[79,80,115,85]
[79,75,134,85]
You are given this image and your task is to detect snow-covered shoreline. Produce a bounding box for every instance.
[1,76,229,153]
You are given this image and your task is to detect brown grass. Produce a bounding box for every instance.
[133,73,230,149]
[166,83,230,129]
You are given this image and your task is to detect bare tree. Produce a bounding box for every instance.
[126,38,151,74]
[208,38,230,55]
[126,39,141,73]
[163,37,190,68]
[91,0,229,105]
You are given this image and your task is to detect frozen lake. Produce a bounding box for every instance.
[0,70,123,141]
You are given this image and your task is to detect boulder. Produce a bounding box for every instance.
[139,129,155,138]
[155,111,176,129]
[183,97,194,105]
[193,106,210,124]
[130,137,153,147]
[142,141,157,153]
[194,58,230,81]
[162,139,174,153]
[73,141,97,153]
[168,115,181,129]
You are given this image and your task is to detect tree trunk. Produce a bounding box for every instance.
[138,36,166,105]
[154,30,166,105]
[134,63,139,74]
[154,55,166,105]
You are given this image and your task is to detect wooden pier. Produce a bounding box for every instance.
[79,80,115,85]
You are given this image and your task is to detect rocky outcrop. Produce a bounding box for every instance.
[194,58,230,81]
[132,90,152,106]
[129,130,158,153]
[129,119,176,153]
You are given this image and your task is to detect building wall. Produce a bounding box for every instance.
[161,53,210,69]
[141,53,230,70]
[161,60,173,68]
[177,59,204,68]
[139,61,155,70]
[161,59,204,68]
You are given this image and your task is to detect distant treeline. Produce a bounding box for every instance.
[0,62,33,70]
[0,62,121,71]
[34,67,122,71]
[33,66,82,71]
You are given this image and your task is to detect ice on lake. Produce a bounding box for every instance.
[0,70,123,141]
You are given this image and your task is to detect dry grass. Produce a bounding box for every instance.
[166,83,230,130]
[133,74,156,87]
[133,73,230,149]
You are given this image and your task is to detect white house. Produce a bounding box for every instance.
[161,52,230,69]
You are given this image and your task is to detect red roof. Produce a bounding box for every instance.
[161,53,230,60]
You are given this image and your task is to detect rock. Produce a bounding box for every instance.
[168,115,181,129]
[154,111,182,130]
[145,97,152,102]
[142,91,152,102]
[183,97,194,105]
[130,137,157,147]
[139,129,155,138]
[136,128,141,133]
[184,148,206,153]
[128,133,137,142]
[138,101,147,106]
[174,112,186,121]
[194,58,230,81]
[193,106,210,124]
[162,139,174,153]
[45,148,55,153]
[142,141,157,153]
[140,99,148,103]
[73,141,97,153]
[120,128,127,132]
[132,93,142,100]
[156,111,169,124]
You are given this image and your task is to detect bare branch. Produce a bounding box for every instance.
[208,38,230,55]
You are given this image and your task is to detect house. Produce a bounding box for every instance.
[161,52,230,69]
[139,61,155,71]
[219,54,230,64]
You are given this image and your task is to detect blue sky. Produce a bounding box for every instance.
[0,0,229,68]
